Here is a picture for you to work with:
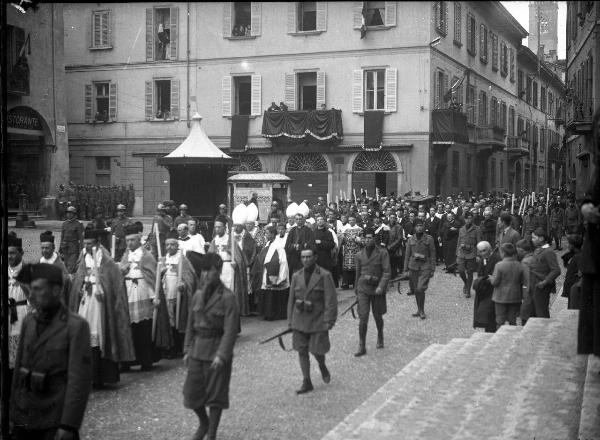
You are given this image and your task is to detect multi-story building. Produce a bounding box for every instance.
[6,3,69,210]
[529,1,559,63]
[63,2,559,216]
[565,1,597,199]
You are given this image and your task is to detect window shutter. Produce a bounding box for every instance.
[385,68,397,112]
[109,82,117,121]
[284,73,297,111]
[223,2,232,37]
[107,11,113,47]
[316,2,327,32]
[353,2,363,29]
[433,72,439,110]
[146,8,154,61]
[251,74,262,116]
[101,11,109,46]
[170,7,178,60]
[466,15,472,51]
[316,71,326,109]
[352,69,363,113]
[145,81,153,120]
[287,2,297,33]
[384,1,397,27]
[251,2,262,36]
[222,76,232,117]
[85,84,93,122]
[170,79,180,120]
[443,73,449,107]
[93,12,100,47]
[443,1,448,34]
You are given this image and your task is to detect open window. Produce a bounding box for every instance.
[352,68,396,113]
[366,1,385,26]
[144,79,180,121]
[146,7,178,61]
[95,83,110,122]
[353,1,396,30]
[298,72,317,110]
[283,71,326,111]
[235,76,252,115]
[298,2,316,31]
[224,2,261,38]
[222,75,262,116]
[85,82,117,123]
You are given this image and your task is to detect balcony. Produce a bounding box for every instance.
[565,97,594,133]
[475,124,506,150]
[7,60,30,95]
[431,109,469,145]
[262,109,343,147]
[505,135,530,157]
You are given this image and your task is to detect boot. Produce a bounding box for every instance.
[376,332,384,349]
[375,316,384,349]
[354,323,367,357]
[296,378,314,394]
[319,363,331,384]
[191,425,208,440]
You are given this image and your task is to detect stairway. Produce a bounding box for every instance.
[322,309,595,440]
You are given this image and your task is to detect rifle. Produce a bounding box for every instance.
[258,328,293,350]
[340,299,358,319]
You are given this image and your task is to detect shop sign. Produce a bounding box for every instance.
[8,107,43,132]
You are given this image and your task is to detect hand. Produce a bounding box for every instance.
[182,353,189,367]
[535,281,546,290]
[54,428,75,440]
[210,355,224,370]
[105,227,111,232]
[375,287,383,295]
[153,297,161,307]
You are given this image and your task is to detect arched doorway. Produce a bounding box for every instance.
[229,154,263,172]
[352,151,398,197]
[286,153,329,204]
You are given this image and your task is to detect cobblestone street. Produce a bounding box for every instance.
[10,221,565,440]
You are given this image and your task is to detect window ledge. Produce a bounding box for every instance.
[357,111,392,116]
[453,40,462,48]
[224,35,257,40]
[89,46,113,51]
[288,30,324,36]
[225,115,259,119]
[359,25,393,32]
[90,120,115,124]
[148,118,179,122]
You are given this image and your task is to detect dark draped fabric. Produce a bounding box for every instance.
[431,109,469,144]
[261,109,343,140]
[364,110,384,148]
[231,115,249,150]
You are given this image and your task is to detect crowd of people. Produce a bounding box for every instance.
[6,183,600,440]
[56,182,135,221]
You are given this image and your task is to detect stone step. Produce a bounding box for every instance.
[578,355,600,440]
[452,309,581,440]
[321,339,469,440]
[348,334,496,439]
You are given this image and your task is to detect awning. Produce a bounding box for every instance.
[157,113,235,166]
[262,109,343,141]
[431,109,469,144]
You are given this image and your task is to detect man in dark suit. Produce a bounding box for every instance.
[313,214,336,274]
[425,207,441,264]
[354,229,391,356]
[498,214,521,247]
[288,248,338,395]
[473,241,502,333]
[183,253,239,440]
[285,213,316,274]
[11,263,92,440]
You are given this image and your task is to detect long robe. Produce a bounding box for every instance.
[160,250,196,333]
[7,263,30,369]
[284,225,315,275]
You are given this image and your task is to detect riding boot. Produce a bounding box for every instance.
[354,322,367,357]
[374,315,384,349]
[206,407,222,440]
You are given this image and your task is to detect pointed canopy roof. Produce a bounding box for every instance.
[157,113,235,166]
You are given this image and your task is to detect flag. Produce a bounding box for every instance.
[360,2,367,39]
[443,74,465,103]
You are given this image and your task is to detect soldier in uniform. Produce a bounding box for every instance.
[10,263,92,440]
[549,202,566,250]
[521,205,537,239]
[354,228,391,357]
[287,248,337,395]
[65,182,76,211]
[456,211,481,298]
[175,204,194,227]
[108,204,134,262]
[59,206,84,274]
[403,219,436,319]
[147,203,174,260]
[183,253,239,440]
[565,199,581,235]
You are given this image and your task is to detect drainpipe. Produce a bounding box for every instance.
[186,1,190,128]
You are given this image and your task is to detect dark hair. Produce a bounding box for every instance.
[516,238,533,253]
[500,214,513,226]
[533,228,550,243]
[500,242,517,257]
[265,225,277,236]
[300,247,316,256]
[203,253,224,272]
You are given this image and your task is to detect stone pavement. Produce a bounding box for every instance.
[8,222,568,440]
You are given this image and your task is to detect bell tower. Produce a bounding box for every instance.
[528,1,559,63]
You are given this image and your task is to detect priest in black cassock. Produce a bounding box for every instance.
[285,213,315,275]
[313,214,336,274]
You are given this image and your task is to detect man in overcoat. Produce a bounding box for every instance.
[285,213,316,274]
[59,206,84,274]
[288,248,338,394]
[456,211,481,298]
[472,241,502,333]
[11,263,92,440]
[354,228,391,356]
[403,219,436,319]
[183,253,239,440]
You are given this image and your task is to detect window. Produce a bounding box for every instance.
[434,70,448,109]
[490,158,496,188]
[540,86,547,112]
[94,83,110,122]
[479,24,488,63]
[526,76,532,103]
[453,2,461,45]
[451,76,464,105]
[466,85,476,124]
[452,151,460,187]
[517,117,524,138]
[500,41,508,76]
[222,74,261,116]
[91,10,111,49]
[540,127,545,153]
[518,70,524,98]
[525,120,531,141]
[7,25,25,76]
[85,82,117,123]
[491,96,498,126]
[297,2,316,31]
[298,72,317,110]
[365,1,385,26]
[491,32,498,71]
[95,157,111,186]
[353,1,395,31]
[434,1,447,36]
[500,101,507,130]
[478,90,487,125]
[224,2,261,38]
[532,124,538,149]
[145,78,180,120]
[352,68,397,113]
[466,154,472,187]
[146,7,178,61]
[532,81,538,108]
[466,13,476,55]
[509,48,515,82]
[508,106,515,136]
[548,91,554,115]
[284,71,325,111]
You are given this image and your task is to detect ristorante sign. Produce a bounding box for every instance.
[8,107,43,132]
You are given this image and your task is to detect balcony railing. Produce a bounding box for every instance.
[505,135,529,157]
[476,124,506,148]
[565,97,594,130]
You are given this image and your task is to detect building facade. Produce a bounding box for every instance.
[529,1,559,63]
[565,1,597,199]
[64,1,564,216]
[7,3,69,210]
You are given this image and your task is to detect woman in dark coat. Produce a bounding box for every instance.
[442,212,460,271]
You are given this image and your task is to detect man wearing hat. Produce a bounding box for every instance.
[403,219,436,319]
[147,203,174,260]
[39,231,71,306]
[285,213,316,275]
[119,224,171,370]
[60,206,84,274]
[7,233,30,389]
[175,204,193,227]
[108,204,134,262]
[10,263,92,440]
[70,229,135,387]
[353,228,391,356]
[160,230,196,358]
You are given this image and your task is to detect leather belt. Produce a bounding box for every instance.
[195,328,224,338]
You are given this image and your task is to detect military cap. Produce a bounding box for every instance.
[28,263,63,286]
[363,227,375,236]
[66,206,77,213]
[165,229,179,240]
[218,204,227,209]
[157,203,166,210]
[179,204,188,210]
[40,231,55,244]
[116,204,126,211]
